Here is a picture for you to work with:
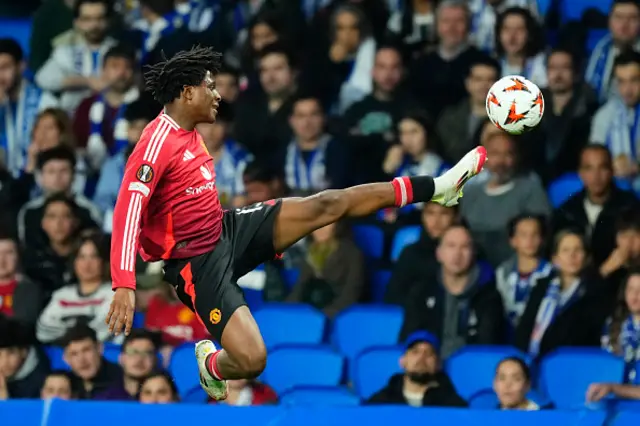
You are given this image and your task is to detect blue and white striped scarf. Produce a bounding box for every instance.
[585,34,619,102]
[606,99,640,162]
[285,134,331,192]
[602,316,640,383]
[0,79,42,177]
[214,140,252,206]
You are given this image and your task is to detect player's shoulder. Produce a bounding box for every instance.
[135,113,183,159]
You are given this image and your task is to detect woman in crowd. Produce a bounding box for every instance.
[493,357,541,410]
[287,221,364,318]
[138,372,179,404]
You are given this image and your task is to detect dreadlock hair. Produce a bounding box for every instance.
[144,45,223,105]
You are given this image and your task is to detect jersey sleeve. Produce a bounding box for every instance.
[110,125,174,290]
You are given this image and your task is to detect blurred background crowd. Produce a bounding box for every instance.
[0,0,640,414]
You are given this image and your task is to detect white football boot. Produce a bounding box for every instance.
[195,340,228,400]
[431,146,487,207]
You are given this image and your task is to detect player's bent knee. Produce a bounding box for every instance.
[235,341,267,378]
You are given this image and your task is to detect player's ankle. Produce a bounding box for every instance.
[391,176,435,207]
[206,351,224,381]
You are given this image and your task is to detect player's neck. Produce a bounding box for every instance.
[164,107,196,131]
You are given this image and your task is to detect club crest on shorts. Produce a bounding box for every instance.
[136,164,154,183]
[209,308,222,324]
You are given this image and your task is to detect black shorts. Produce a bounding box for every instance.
[162,200,282,342]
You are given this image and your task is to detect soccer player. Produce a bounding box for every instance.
[106,46,487,400]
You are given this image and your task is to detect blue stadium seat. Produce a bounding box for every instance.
[0,19,32,56]
[332,304,403,361]
[539,348,625,409]
[282,268,300,289]
[562,0,613,22]
[253,303,326,350]
[132,312,146,329]
[279,386,360,406]
[445,345,530,400]
[390,226,421,262]
[168,343,200,398]
[353,346,404,400]
[548,173,583,207]
[102,343,121,364]
[261,345,344,394]
[468,388,550,409]
[537,0,552,16]
[243,288,264,311]
[371,269,392,302]
[352,225,384,259]
[45,346,68,370]
[610,411,640,426]
[181,386,208,404]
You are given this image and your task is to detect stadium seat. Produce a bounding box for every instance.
[353,346,404,400]
[562,0,613,22]
[261,345,344,394]
[390,226,421,262]
[371,269,392,302]
[0,19,31,56]
[243,288,264,311]
[45,346,68,370]
[539,348,625,409]
[610,410,640,426]
[445,345,530,400]
[168,343,200,397]
[181,386,208,404]
[253,303,326,350]
[102,343,121,364]
[332,304,403,361]
[352,225,384,259]
[132,312,146,329]
[548,173,584,207]
[282,268,300,289]
[468,388,550,409]
[279,386,360,406]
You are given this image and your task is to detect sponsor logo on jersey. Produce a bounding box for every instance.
[136,164,154,183]
[200,164,213,181]
[185,181,215,195]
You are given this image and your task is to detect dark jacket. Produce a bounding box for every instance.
[514,273,607,359]
[400,265,506,345]
[0,168,34,237]
[6,346,50,398]
[552,186,638,266]
[366,372,467,407]
[74,358,122,400]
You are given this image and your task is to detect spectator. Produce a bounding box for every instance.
[367,330,467,406]
[138,371,179,403]
[460,132,551,266]
[216,64,240,104]
[198,101,251,209]
[37,232,116,344]
[286,221,364,318]
[61,324,121,399]
[210,379,278,406]
[494,8,546,87]
[552,145,638,267]
[22,194,82,297]
[515,230,605,359]
[130,0,180,61]
[18,146,102,250]
[600,268,640,384]
[29,0,75,73]
[437,55,500,164]
[96,329,160,400]
[586,0,640,102]
[0,38,51,178]
[234,43,297,158]
[591,50,640,188]
[496,214,553,327]
[400,224,506,358]
[0,234,43,325]
[526,48,598,184]
[35,0,118,114]
[385,202,459,306]
[494,357,541,410]
[40,370,77,400]
[409,0,486,119]
[280,95,350,193]
[73,44,139,170]
[386,0,437,57]
[469,0,539,53]
[0,318,49,399]
[343,45,415,184]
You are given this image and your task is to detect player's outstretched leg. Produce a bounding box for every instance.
[273,146,487,251]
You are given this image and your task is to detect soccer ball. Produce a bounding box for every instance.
[485,75,544,135]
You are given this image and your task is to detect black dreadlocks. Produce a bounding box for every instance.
[144,45,222,105]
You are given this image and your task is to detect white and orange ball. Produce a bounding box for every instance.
[485,75,544,135]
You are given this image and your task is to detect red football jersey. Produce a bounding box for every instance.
[111,112,223,290]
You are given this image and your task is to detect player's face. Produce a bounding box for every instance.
[465,64,498,104]
[251,22,279,52]
[63,339,101,380]
[401,342,438,376]
[334,11,361,52]
[500,14,528,55]
[579,149,613,197]
[422,203,456,239]
[75,3,108,44]
[259,53,294,97]
[372,48,403,94]
[41,375,73,400]
[436,227,473,275]
[399,118,427,157]
[41,159,74,194]
[290,99,324,141]
[510,219,542,257]
[610,4,640,44]
[437,6,469,49]
[625,274,640,315]
[0,347,27,378]
[485,134,516,183]
[552,234,586,276]
[102,56,134,93]
[74,241,103,283]
[0,53,20,96]
[615,63,640,107]
[216,73,239,103]
[192,71,221,123]
[494,360,529,408]
[41,201,76,244]
[139,377,175,404]
[546,52,574,93]
[0,239,18,280]
[120,339,156,379]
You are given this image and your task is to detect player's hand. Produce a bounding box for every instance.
[586,383,612,402]
[106,287,136,336]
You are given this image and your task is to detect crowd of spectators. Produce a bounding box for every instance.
[1,0,640,409]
